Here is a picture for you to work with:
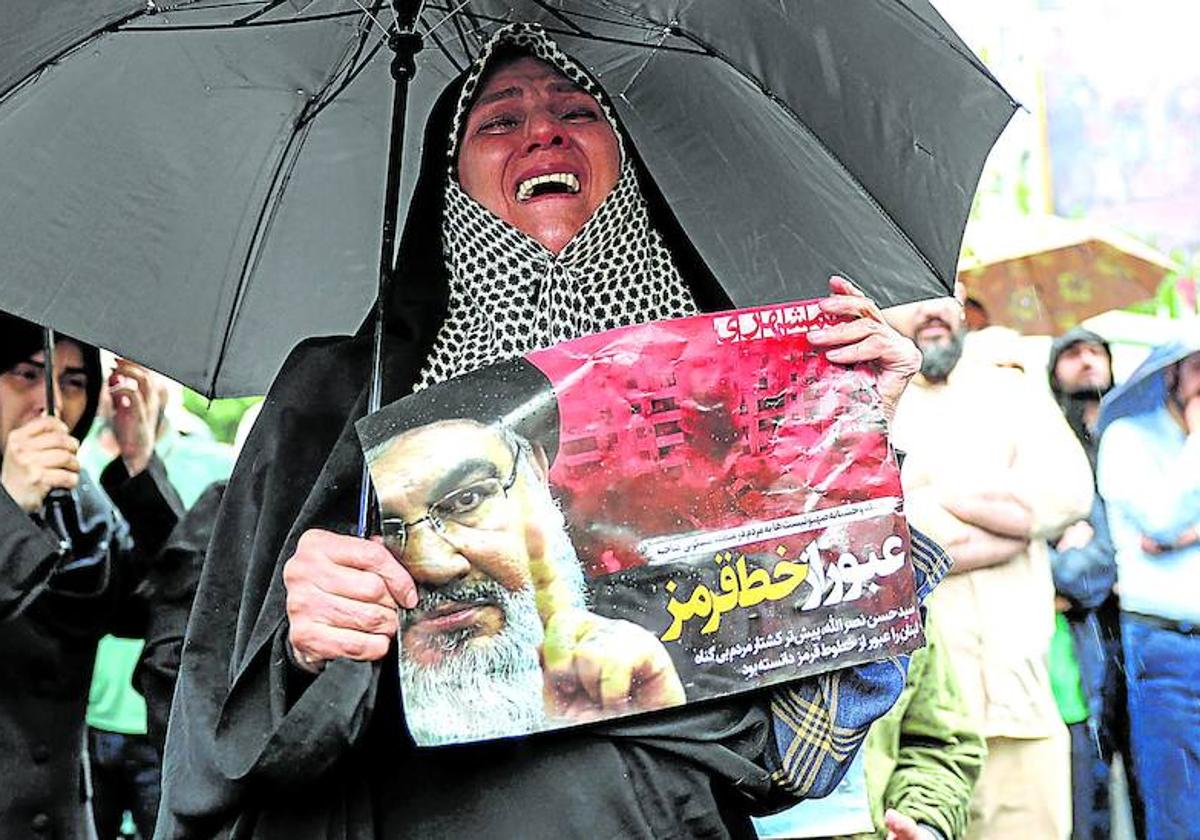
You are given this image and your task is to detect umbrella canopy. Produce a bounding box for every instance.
[1097,332,1200,440]
[958,215,1175,336]
[0,0,1016,397]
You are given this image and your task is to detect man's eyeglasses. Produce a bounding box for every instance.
[379,440,522,558]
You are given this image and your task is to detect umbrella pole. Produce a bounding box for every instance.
[356,1,425,538]
[40,327,74,555]
[42,327,58,419]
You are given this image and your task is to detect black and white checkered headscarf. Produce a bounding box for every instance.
[415,23,697,389]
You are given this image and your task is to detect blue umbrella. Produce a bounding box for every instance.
[1097,332,1200,440]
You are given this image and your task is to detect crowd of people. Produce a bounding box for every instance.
[1,21,1197,840]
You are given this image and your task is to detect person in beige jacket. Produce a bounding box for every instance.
[886,299,1093,840]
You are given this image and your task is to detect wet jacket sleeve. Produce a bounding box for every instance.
[764,529,952,804]
[0,455,181,637]
[157,339,387,838]
[101,455,185,567]
[1048,496,1116,611]
[0,482,65,621]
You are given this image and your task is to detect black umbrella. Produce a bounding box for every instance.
[0,0,1016,399]
[1,1,1016,533]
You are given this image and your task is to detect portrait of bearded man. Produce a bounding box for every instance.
[158,23,941,840]
[366,417,684,745]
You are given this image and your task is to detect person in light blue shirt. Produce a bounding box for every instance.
[1096,340,1200,840]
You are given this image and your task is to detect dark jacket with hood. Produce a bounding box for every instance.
[1044,327,1119,734]
[0,313,182,839]
[1045,327,1117,608]
[152,42,950,836]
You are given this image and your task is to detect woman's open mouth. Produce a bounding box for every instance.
[515,171,580,203]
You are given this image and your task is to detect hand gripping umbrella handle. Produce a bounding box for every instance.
[40,327,81,558]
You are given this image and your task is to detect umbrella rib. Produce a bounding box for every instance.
[614,20,673,96]
[211,116,316,394]
[415,5,482,61]
[233,0,291,25]
[416,7,462,68]
[347,0,394,39]
[212,9,377,390]
[159,1,270,8]
[1,6,151,104]
[547,29,703,55]
[460,0,684,45]
[417,7,704,55]
[423,0,476,36]
[300,31,390,124]
[526,0,589,36]
[121,8,366,31]
[150,0,239,10]
[450,11,484,60]
[576,0,684,36]
[660,22,945,281]
[418,4,483,60]
[891,0,1016,105]
[423,24,467,73]
[529,1,691,44]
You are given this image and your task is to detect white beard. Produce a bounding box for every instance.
[398,485,586,746]
[399,582,547,746]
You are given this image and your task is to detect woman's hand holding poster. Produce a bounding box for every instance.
[357,298,922,746]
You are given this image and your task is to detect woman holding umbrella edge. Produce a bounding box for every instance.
[158,24,947,839]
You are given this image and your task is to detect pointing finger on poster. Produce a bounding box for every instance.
[530,521,686,717]
[541,607,686,718]
[525,519,578,625]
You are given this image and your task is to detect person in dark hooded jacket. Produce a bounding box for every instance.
[1046,326,1143,839]
[0,312,183,838]
[157,24,946,840]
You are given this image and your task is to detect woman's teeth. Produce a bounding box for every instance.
[516,172,580,202]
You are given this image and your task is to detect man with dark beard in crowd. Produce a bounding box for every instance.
[1049,330,1113,471]
[1046,328,1143,840]
[886,296,1093,839]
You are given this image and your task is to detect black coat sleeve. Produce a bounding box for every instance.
[0,483,65,622]
[101,454,186,567]
[157,337,389,838]
[136,480,227,756]
[0,454,182,639]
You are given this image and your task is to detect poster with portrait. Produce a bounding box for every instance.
[357,298,923,746]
